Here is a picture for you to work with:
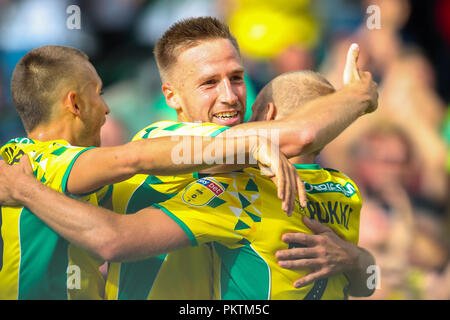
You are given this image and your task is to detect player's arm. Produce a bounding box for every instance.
[0,157,191,262]
[68,135,306,214]
[218,44,378,158]
[67,135,247,194]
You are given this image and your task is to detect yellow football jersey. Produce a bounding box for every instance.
[0,138,105,300]
[105,121,230,300]
[155,164,362,300]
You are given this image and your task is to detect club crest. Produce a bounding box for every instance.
[182,178,224,207]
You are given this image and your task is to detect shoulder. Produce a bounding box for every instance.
[132,121,178,140]
[133,121,229,140]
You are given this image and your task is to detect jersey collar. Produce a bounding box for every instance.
[293,163,322,170]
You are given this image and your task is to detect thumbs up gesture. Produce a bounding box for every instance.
[343,43,361,84]
[343,43,378,114]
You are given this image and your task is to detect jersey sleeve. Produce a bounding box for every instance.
[32,143,95,194]
[154,176,259,248]
[1,140,94,194]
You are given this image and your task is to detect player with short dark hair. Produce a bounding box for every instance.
[11,46,89,133]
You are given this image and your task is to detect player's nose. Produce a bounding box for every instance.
[218,78,238,105]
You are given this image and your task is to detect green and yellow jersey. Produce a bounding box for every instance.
[155,164,362,300]
[105,121,230,300]
[0,138,106,300]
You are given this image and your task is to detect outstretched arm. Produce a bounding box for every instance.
[68,134,306,214]
[220,44,378,158]
[68,135,259,194]
[0,157,190,262]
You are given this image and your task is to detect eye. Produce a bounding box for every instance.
[231,75,244,83]
[202,79,217,86]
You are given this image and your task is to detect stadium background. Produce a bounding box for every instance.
[0,0,448,299]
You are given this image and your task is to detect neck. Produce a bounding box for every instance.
[28,122,77,145]
[289,154,316,165]
[177,111,189,123]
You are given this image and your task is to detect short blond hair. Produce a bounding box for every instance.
[253,70,336,119]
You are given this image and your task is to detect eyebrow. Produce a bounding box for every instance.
[198,68,245,83]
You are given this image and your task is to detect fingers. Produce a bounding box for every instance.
[348,43,360,65]
[19,155,33,174]
[255,136,302,217]
[276,247,318,261]
[278,161,290,216]
[274,156,286,214]
[302,215,331,234]
[278,257,326,270]
[280,232,319,248]
[277,160,285,202]
[341,44,379,115]
[296,175,307,208]
[293,269,330,289]
[266,156,289,215]
[359,70,372,82]
[283,161,294,216]
[284,159,303,216]
[266,145,293,216]
[359,71,379,113]
[343,43,361,85]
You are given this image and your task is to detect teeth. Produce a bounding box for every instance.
[215,111,238,118]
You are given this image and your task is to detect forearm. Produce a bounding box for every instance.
[131,135,259,175]
[67,135,258,194]
[344,246,376,297]
[222,85,372,158]
[284,85,371,156]
[13,176,123,260]
[12,176,189,262]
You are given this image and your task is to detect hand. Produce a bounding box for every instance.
[0,156,34,206]
[250,136,306,216]
[276,215,359,288]
[343,43,378,114]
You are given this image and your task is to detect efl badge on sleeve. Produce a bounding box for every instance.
[182,178,224,207]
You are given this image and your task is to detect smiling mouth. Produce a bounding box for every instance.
[213,110,239,120]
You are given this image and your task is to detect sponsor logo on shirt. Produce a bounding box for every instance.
[304,182,356,198]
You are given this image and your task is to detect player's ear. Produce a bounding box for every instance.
[162,83,182,112]
[63,90,82,118]
[265,102,277,121]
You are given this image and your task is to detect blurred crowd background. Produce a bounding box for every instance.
[0,0,449,300]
